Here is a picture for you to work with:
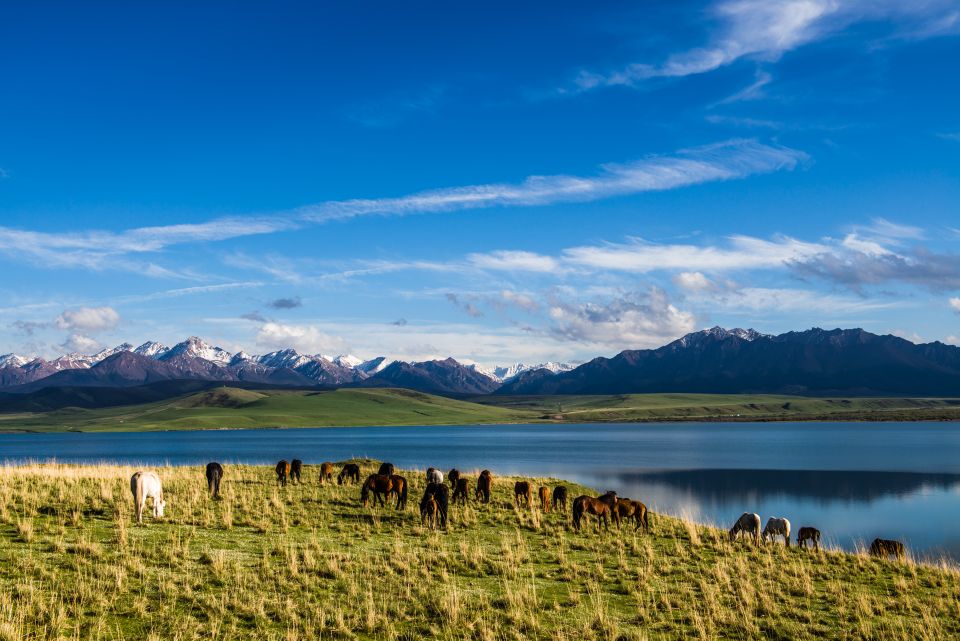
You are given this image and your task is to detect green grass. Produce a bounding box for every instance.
[1,462,957,640]
[0,387,537,432]
[476,393,960,423]
[3,387,960,433]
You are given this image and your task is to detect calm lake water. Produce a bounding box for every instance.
[4,422,960,561]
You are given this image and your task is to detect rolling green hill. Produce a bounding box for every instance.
[0,387,537,432]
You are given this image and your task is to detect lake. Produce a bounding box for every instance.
[4,421,960,561]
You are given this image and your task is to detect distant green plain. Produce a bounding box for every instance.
[1,386,960,432]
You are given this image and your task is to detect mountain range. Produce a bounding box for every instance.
[2,327,960,398]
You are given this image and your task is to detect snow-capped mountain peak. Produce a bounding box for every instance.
[159,336,233,365]
[0,353,29,368]
[134,341,169,359]
[91,343,134,363]
[333,354,363,368]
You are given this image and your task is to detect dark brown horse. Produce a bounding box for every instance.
[338,463,361,485]
[448,468,460,489]
[389,474,409,510]
[276,460,291,487]
[514,481,532,507]
[615,498,649,533]
[452,478,470,505]
[476,470,493,503]
[378,462,395,476]
[870,538,905,560]
[598,491,620,527]
[361,474,394,508]
[420,482,449,529]
[205,462,223,499]
[290,459,303,485]
[552,486,568,513]
[798,526,821,550]
[572,495,613,532]
[538,486,551,513]
[319,462,335,484]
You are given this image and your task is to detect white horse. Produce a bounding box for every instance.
[130,470,166,524]
[426,467,443,485]
[729,512,762,545]
[762,517,791,547]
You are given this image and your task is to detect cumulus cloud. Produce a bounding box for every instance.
[54,307,120,333]
[255,322,349,355]
[673,271,716,292]
[950,297,960,313]
[546,288,696,348]
[268,296,302,309]
[59,334,100,354]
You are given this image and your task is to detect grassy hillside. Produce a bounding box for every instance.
[1,462,957,640]
[0,387,537,432]
[477,393,960,422]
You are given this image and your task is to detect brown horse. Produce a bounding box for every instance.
[275,460,291,487]
[798,526,821,550]
[552,486,568,513]
[338,463,361,485]
[452,478,470,505]
[361,474,393,507]
[319,462,335,484]
[572,495,613,532]
[421,493,439,529]
[290,459,303,485]
[870,538,905,560]
[615,498,649,533]
[389,474,409,510]
[378,462,395,476]
[538,486,551,513]
[476,470,493,503]
[597,491,620,527]
[448,468,461,489]
[205,462,223,499]
[514,481,532,507]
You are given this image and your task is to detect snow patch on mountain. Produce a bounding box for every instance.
[134,341,169,359]
[159,337,233,365]
[0,354,29,368]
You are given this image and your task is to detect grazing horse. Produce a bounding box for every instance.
[426,467,444,485]
[130,471,165,524]
[420,482,449,529]
[452,478,470,505]
[597,491,620,527]
[361,474,394,508]
[205,462,223,499]
[552,486,568,513]
[448,468,460,489]
[572,495,613,532]
[338,463,361,485]
[290,459,303,485]
[514,481,532,507]
[762,517,792,547]
[729,512,762,545]
[538,486,551,513]
[276,460,291,487]
[390,474,409,510]
[378,462,395,477]
[319,462,335,484]
[870,538,906,560]
[798,526,821,550]
[476,470,493,503]
[615,498,649,533]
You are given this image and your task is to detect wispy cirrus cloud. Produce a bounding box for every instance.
[1,139,805,276]
[571,0,960,91]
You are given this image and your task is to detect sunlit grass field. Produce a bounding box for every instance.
[1,462,958,640]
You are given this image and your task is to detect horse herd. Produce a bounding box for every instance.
[130,462,907,560]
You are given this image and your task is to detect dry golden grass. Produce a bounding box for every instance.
[0,461,957,640]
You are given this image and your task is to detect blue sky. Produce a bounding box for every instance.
[1,1,959,365]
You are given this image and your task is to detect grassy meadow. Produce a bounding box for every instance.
[3,387,960,433]
[1,462,958,640]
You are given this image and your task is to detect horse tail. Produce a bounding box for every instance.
[572,499,583,530]
[132,473,144,522]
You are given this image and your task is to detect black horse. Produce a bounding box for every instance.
[290,459,303,484]
[448,468,461,489]
[420,482,449,529]
[205,462,223,498]
[338,463,361,485]
[378,462,395,477]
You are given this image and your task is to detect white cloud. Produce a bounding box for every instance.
[673,271,715,291]
[499,290,541,312]
[949,297,960,313]
[255,322,350,356]
[55,306,120,333]
[59,334,100,354]
[468,250,561,273]
[946,335,960,346]
[573,0,960,90]
[546,288,696,348]
[693,287,904,314]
